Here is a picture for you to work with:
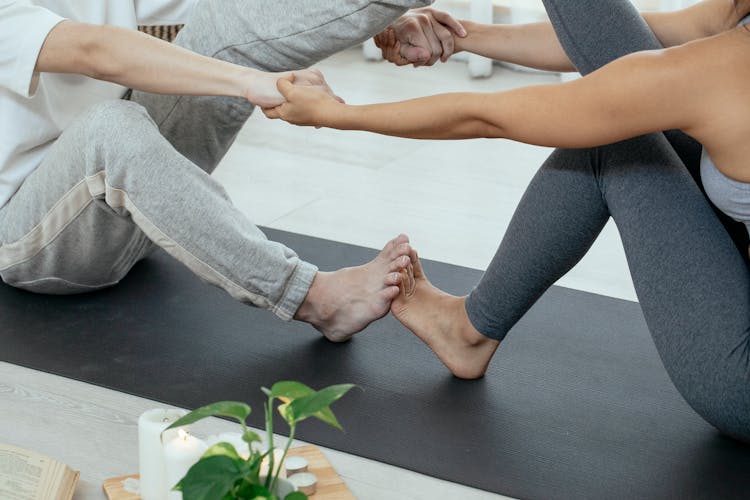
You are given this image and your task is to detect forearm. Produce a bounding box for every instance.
[320,89,584,145]
[453,0,739,72]
[37,21,256,98]
[324,93,501,141]
[455,20,575,72]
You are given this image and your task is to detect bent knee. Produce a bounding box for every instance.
[673,333,750,443]
[69,100,157,147]
[86,99,152,126]
[65,100,162,176]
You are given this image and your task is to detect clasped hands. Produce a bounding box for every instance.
[261,7,465,125]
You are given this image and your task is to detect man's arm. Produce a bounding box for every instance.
[35,21,338,108]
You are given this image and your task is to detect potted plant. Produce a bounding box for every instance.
[162,381,355,500]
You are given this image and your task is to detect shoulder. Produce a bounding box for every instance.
[669,28,750,134]
[668,27,750,180]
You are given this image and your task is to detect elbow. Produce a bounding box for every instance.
[448,117,504,140]
[472,114,506,139]
[79,26,122,82]
[468,95,507,139]
[481,121,506,139]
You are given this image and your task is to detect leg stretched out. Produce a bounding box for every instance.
[0,0,430,340]
[0,100,413,341]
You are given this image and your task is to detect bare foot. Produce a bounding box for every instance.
[295,234,413,342]
[391,250,499,379]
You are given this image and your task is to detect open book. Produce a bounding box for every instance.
[0,444,78,500]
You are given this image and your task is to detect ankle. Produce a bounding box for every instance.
[294,272,333,325]
[454,297,492,347]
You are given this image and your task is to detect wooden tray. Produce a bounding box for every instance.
[103,445,354,499]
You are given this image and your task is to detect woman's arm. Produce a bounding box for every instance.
[383,0,742,71]
[36,21,338,108]
[641,0,743,46]
[267,30,742,152]
[452,20,574,72]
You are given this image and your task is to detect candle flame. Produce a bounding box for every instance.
[178,428,189,440]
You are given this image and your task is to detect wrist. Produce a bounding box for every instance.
[318,101,348,129]
[236,67,263,99]
[454,20,477,54]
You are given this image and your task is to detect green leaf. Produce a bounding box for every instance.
[242,429,262,445]
[277,402,291,422]
[285,384,356,426]
[267,381,315,400]
[164,402,251,433]
[285,492,308,500]
[234,481,274,499]
[178,455,246,500]
[309,406,344,431]
[201,442,240,460]
[270,381,348,430]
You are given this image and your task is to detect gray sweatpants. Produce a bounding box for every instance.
[0,0,430,320]
[465,0,750,441]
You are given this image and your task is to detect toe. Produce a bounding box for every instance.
[396,242,412,256]
[381,234,410,260]
[379,285,401,303]
[385,272,403,286]
[390,242,412,261]
[394,233,410,244]
[409,249,427,281]
[401,263,416,297]
[389,255,411,272]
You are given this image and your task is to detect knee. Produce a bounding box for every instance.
[68,100,159,170]
[72,100,155,147]
[86,99,154,134]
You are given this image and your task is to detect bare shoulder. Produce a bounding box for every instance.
[674,27,750,181]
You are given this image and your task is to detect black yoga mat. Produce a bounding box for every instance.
[1,229,749,499]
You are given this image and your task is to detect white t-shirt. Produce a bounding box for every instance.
[0,0,196,210]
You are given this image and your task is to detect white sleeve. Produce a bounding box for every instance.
[134,0,197,25]
[0,1,65,98]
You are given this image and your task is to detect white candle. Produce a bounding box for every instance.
[138,409,187,500]
[285,456,308,476]
[163,429,209,500]
[288,472,317,496]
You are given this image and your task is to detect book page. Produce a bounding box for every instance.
[0,444,53,500]
[0,444,78,500]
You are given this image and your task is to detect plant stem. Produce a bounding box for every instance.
[263,398,274,490]
[270,425,296,494]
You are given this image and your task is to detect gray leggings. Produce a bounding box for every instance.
[465,0,750,442]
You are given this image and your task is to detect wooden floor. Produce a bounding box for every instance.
[1,49,638,499]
